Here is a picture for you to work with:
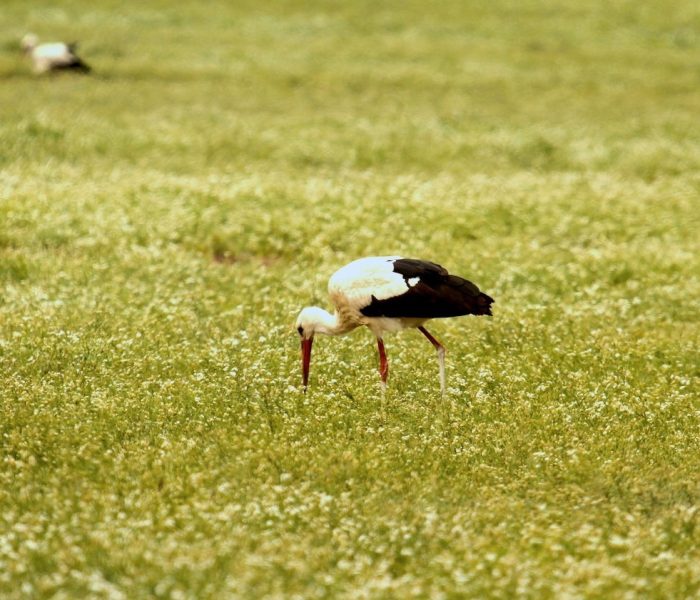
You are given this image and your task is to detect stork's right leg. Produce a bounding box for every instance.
[377,338,389,389]
[418,326,446,396]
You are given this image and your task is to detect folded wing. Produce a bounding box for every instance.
[359,258,494,318]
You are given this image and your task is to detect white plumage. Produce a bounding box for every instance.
[296,256,494,394]
[327,256,424,335]
[329,256,407,304]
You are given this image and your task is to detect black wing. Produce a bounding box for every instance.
[360,258,494,319]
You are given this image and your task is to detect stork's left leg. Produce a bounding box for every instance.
[377,337,389,389]
[418,326,446,395]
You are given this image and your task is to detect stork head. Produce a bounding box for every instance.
[295,306,338,390]
[21,33,38,53]
[295,307,320,390]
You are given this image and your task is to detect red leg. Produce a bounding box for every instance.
[377,338,389,385]
[418,326,443,351]
[418,326,446,395]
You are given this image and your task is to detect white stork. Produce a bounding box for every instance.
[21,34,91,74]
[295,256,494,395]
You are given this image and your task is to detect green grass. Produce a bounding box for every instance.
[1,0,699,597]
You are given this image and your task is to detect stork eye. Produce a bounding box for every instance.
[297,326,304,335]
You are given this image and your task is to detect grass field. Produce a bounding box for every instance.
[1,0,699,597]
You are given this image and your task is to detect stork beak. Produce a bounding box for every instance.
[301,337,313,390]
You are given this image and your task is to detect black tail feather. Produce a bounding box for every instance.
[69,59,91,73]
[446,275,494,316]
[474,291,494,316]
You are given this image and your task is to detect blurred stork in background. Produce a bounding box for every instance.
[21,33,91,74]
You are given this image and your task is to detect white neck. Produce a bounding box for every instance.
[305,307,354,336]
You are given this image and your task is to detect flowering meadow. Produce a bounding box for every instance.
[1,0,699,597]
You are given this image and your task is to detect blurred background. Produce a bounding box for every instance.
[3,0,698,179]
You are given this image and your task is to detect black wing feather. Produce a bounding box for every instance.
[360,258,494,319]
[64,57,91,72]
